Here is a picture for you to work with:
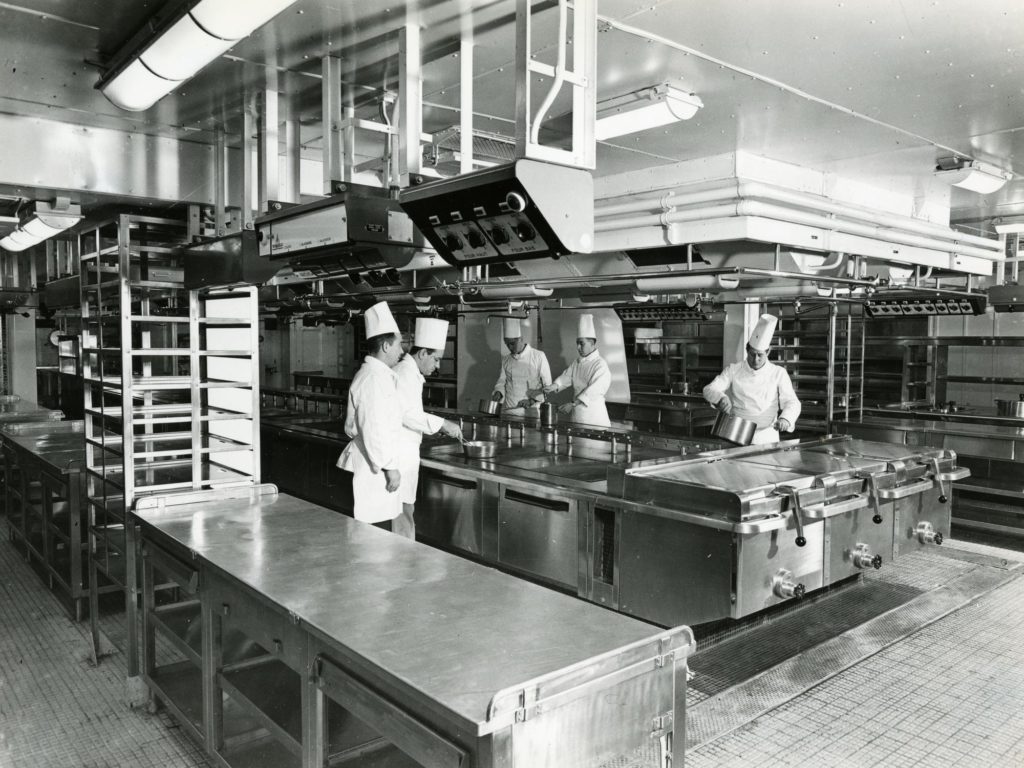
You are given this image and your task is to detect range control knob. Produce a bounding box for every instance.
[490,227,510,245]
[851,543,883,570]
[916,521,944,546]
[514,222,536,242]
[466,230,486,249]
[443,233,463,251]
[772,569,807,600]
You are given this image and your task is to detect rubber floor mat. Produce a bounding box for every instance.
[689,579,921,697]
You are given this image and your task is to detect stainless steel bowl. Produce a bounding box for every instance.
[462,440,497,459]
[711,411,757,446]
[994,395,1024,418]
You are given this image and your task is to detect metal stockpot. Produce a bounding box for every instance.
[479,398,501,416]
[711,411,757,446]
[994,394,1024,418]
[539,402,555,427]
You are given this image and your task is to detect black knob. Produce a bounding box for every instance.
[939,494,948,504]
[934,532,944,546]
[514,222,536,241]
[466,230,485,248]
[491,227,510,245]
[873,513,883,524]
[793,583,806,599]
[871,554,883,570]
[796,535,807,547]
[443,234,463,251]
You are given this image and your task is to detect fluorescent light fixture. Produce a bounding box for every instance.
[98,0,299,112]
[0,200,82,253]
[994,218,1024,235]
[935,157,1012,194]
[595,84,703,141]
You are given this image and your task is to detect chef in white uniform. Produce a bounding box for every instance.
[337,301,405,528]
[490,318,552,416]
[533,313,612,428]
[702,313,801,445]
[393,317,463,539]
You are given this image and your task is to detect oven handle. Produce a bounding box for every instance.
[876,478,934,500]
[801,494,869,520]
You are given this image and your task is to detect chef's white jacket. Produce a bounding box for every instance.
[394,354,444,505]
[550,350,612,428]
[703,360,801,444]
[337,356,403,523]
[492,344,552,415]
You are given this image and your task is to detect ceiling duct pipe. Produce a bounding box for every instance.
[471,285,555,300]
[634,273,740,293]
[595,179,1003,257]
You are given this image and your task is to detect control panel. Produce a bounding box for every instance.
[400,159,593,267]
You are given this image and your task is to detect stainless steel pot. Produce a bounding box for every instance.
[994,394,1024,418]
[462,440,497,459]
[479,398,501,416]
[711,411,757,446]
[539,402,555,427]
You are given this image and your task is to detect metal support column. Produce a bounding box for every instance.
[398,22,423,186]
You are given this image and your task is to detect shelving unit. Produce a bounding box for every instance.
[621,315,725,396]
[774,304,865,433]
[79,213,261,672]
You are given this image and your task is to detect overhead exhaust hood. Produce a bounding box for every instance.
[864,290,987,317]
[399,159,593,268]
[987,284,1024,312]
[256,184,420,280]
[183,230,278,290]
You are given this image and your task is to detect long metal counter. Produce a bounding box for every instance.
[2,419,89,619]
[132,485,694,768]
[835,416,1024,538]
[262,407,966,628]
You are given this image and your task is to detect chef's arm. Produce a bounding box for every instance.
[703,369,733,411]
[574,362,612,407]
[398,374,445,435]
[531,354,553,403]
[776,370,801,431]
[359,385,398,473]
[492,363,507,402]
[542,367,572,396]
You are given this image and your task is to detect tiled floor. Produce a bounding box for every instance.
[2,517,1023,767]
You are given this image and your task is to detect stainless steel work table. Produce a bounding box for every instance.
[2,420,88,618]
[132,486,693,768]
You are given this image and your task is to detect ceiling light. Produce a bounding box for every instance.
[935,157,1012,194]
[98,0,299,112]
[595,84,703,141]
[0,199,82,253]
[994,218,1024,235]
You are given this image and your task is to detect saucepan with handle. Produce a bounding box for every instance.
[710,411,757,446]
[458,432,498,459]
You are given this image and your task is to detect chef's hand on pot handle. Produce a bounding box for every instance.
[440,420,463,441]
[383,468,401,493]
[514,399,532,408]
[490,391,504,402]
[714,396,732,414]
[526,388,544,400]
[557,402,575,415]
[774,417,791,433]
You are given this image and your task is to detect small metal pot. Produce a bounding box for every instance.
[479,398,501,416]
[539,402,556,427]
[711,411,758,446]
[462,440,497,459]
[994,394,1024,418]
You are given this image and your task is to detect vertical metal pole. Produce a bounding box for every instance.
[242,98,257,230]
[571,0,597,169]
[460,33,474,174]
[214,127,227,236]
[514,0,531,157]
[826,302,837,430]
[398,22,423,185]
[258,89,280,213]
[285,100,302,203]
[322,56,343,193]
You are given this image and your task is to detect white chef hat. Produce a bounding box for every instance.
[747,314,778,352]
[364,301,400,338]
[502,318,522,338]
[577,313,597,339]
[414,317,449,350]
